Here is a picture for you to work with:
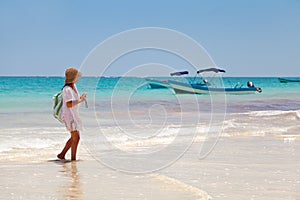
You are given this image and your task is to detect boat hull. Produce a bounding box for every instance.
[168,80,259,95]
[146,78,169,89]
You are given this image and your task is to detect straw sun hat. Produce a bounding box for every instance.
[65,68,82,84]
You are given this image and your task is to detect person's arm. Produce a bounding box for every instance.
[66,93,87,108]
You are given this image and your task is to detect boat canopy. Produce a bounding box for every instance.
[197,68,226,74]
[170,71,189,76]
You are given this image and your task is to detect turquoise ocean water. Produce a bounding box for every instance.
[1,76,299,113]
[0,76,300,160]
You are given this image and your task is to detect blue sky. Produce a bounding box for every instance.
[0,0,299,76]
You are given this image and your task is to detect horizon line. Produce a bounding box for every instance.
[0,75,299,78]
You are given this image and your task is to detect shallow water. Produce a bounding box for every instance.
[1,76,300,157]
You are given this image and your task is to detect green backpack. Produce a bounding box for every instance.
[53,92,63,123]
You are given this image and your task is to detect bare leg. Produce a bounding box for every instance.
[57,137,72,159]
[71,130,80,161]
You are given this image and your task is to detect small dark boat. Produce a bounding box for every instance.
[278,78,300,83]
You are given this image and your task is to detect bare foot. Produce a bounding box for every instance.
[57,154,65,160]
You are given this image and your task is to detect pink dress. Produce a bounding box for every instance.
[61,85,82,131]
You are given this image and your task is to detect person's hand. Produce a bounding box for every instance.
[80,93,87,102]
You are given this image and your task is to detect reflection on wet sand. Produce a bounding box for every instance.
[58,161,83,200]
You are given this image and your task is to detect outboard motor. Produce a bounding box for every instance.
[256,87,262,93]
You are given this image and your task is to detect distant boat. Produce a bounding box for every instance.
[146,70,189,89]
[278,78,300,83]
[168,68,262,95]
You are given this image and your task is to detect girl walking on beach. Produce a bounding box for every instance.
[57,68,87,161]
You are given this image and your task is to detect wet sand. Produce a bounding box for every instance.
[162,136,300,200]
[0,155,209,200]
[0,136,299,200]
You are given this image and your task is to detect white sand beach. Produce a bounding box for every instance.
[0,135,299,200]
